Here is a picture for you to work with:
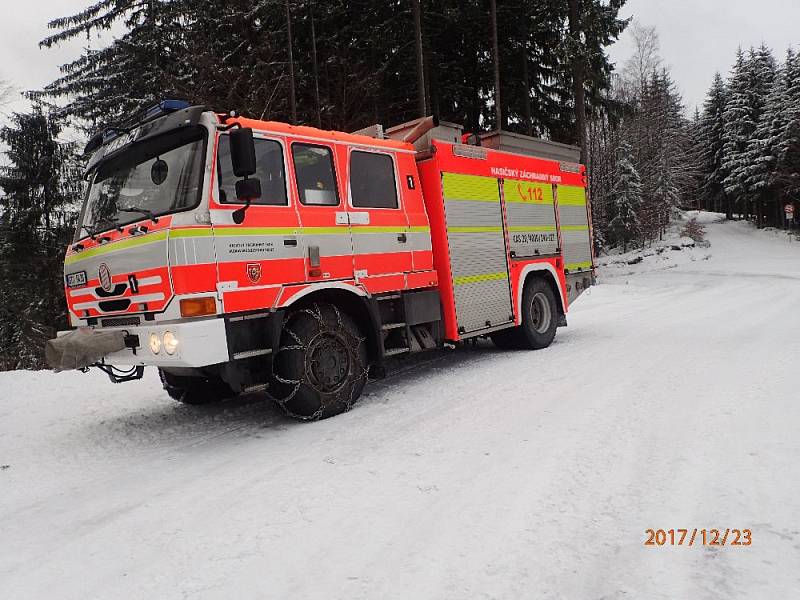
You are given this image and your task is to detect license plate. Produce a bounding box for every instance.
[65,271,87,288]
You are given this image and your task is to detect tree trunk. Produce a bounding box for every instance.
[489,0,502,130]
[285,0,297,125]
[568,0,587,164]
[756,198,763,228]
[412,0,426,118]
[309,5,321,128]
[522,40,533,136]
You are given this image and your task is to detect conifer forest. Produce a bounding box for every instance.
[1,1,799,368]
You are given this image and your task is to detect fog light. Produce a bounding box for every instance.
[163,331,178,355]
[149,332,161,355]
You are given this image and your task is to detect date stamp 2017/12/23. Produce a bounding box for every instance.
[644,528,752,547]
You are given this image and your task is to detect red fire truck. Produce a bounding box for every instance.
[48,100,595,419]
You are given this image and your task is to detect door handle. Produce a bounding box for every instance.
[283,238,297,246]
[397,233,407,243]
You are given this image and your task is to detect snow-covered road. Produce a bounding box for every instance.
[2,215,799,599]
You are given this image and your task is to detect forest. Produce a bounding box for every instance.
[0,0,798,369]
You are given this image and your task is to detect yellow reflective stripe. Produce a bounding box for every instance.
[64,231,168,265]
[448,226,503,234]
[215,226,431,236]
[560,225,589,231]
[170,228,214,238]
[508,225,557,233]
[557,185,587,206]
[503,179,554,204]
[453,271,508,286]
[442,172,500,202]
[350,226,430,234]
[565,261,593,270]
[214,227,298,236]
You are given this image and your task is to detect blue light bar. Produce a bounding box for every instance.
[142,99,191,123]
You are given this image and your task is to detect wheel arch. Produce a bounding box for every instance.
[281,287,381,365]
[517,264,566,325]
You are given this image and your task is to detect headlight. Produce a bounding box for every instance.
[163,331,178,355]
[149,332,161,355]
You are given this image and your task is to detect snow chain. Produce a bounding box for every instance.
[272,303,368,420]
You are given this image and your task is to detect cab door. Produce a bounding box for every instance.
[210,131,304,313]
[346,147,413,293]
[288,141,354,283]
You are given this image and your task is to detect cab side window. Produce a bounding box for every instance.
[217,136,287,205]
[292,144,339,206]
[349,151,398,209]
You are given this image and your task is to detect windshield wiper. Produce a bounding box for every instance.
[80,224,99,240]
[80,218,121,240]
[118,206,160,224]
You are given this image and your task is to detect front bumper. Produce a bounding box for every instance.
[56,318,230,369]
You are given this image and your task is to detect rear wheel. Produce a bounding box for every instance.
[270,303,368,420]
[490,278,559,350]
[518,278,559,349]
[158,369,236,405]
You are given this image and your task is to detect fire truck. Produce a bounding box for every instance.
[47,100,595,420]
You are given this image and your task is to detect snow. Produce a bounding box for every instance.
[2,214,800,599]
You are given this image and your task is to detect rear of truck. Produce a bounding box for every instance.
[414,130,594,346]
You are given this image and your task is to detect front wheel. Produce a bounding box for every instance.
[270,303,368,420]
[158,369,236,405]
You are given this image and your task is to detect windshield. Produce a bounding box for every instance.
[79,126,207,238]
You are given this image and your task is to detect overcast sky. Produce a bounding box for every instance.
[1,0,799,130]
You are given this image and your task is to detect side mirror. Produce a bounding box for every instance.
[229,127,257,177]
[232,177,262,224]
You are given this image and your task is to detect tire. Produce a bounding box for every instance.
[158,368,236,406]
[517,277,559,349]
[270,302,368,420]
[489,327,522,350]
[490,278,559,350]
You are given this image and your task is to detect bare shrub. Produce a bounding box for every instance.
[681,217,706,242]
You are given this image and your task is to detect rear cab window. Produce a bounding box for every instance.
[349,150,399,209]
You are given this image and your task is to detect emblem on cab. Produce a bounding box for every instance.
[246,263,262,284]
[98,263,113,292]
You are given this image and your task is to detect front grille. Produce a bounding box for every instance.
[101,316,141,328]
[98,299,132,312]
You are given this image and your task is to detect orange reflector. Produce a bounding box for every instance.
[179,296,216,318]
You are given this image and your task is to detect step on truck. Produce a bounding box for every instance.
[47,100,595,420]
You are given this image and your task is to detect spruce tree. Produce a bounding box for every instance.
[698,72,728,216]
[775,50,800,212]
[35,0,186,126]
[609,140,642,252]
[722,46,776,224]
[739,44,778,226]
[0,109,82,369]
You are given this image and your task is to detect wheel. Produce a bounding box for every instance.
[489,327,522,349]
[270,303,368,420]
[158,368,236,405]
[490,278,559,350]
[518,278,559,349]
